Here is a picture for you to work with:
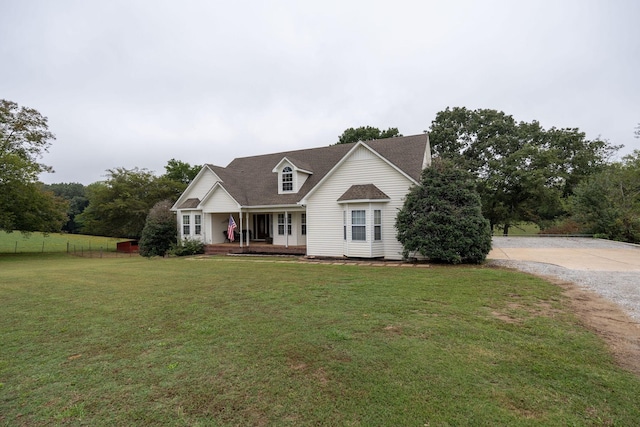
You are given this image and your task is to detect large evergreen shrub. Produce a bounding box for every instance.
[396,159,492,264]
[139,200,177,257]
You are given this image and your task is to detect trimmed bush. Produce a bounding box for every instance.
[396,158,492,264]
[169,238,205,256]
[139,200,177,257]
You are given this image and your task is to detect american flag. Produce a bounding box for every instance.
[228,215,237,242]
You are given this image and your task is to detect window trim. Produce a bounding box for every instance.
[373,209,381,241]
[277,213,292,235]
[194,214,202,235]
[301,213,306,235]
[282,166,293,192]
[351,210,366,241]
[182,214,190,236]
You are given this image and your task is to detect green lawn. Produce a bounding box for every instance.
[1,254,639,426]
[0,231,123,254]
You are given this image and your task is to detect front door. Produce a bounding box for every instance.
[254,214,270,240]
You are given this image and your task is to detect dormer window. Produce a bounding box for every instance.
[282,167,293,191]
[273,158,312,194]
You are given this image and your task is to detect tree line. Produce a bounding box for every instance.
[2,99,639,252]
[1,98,201,240]
[42,162,200,238]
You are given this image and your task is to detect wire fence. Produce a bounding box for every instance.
[0,234,138,257]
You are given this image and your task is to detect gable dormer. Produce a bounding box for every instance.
[272,157,313,194]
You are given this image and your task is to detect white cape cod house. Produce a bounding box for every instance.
[171,134,431,260]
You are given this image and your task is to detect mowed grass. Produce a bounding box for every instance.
[0,231,122,254]
[1,254,639,426]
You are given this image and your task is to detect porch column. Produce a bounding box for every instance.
[246,213,250,247]
[239,210,243,248]
[285,210,289,248]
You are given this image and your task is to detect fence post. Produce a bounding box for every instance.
[14,241,17,253]
[67,241,70,253]
[42,241,45,253]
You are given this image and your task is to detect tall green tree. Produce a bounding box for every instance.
[429,107,620,234]
[0,99,67,232]
[43,182,88,233]
[395,158,492,264]
[570,150,640,243]
[78,168,185,238]
[163,159,201,184]
[336,126,402,145]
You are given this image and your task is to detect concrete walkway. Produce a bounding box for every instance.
[488,237,640,272]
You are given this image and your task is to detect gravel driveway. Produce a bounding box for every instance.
[488,237,640,322]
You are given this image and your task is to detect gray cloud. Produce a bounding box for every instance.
[1,0,638,184]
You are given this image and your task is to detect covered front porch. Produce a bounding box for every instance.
[204,241,307,256]
[204,210,307,247]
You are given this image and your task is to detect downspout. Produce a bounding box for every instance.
[345,204,349,257]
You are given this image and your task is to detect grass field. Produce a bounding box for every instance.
[1,254,639,426]
[0,231,124,254]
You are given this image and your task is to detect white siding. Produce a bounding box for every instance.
[201,187,238,213]
[295,170,310,191]
[209,213,230,243]
[181,169,221,202]
[306,146,415,260]
[178,210,205,242]
[272,211,304,246]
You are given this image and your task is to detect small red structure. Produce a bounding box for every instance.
[116,240,139,253]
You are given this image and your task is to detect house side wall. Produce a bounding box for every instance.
[185,169,220,201]
[295,170,310,191]
[209,213,229,244]
[305,146,415,260]
[201,187,239,213]
[272,210,305,246]
[178,210,205,242]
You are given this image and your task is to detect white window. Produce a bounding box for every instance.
[182,215,190,235]
[194,214,202,235]
[282,167,293,192]
[301,213,306,235]
[374,210,382,241]
[351,210,366,241]
[278,213,292,235]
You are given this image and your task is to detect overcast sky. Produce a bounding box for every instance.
[1,0,638,185]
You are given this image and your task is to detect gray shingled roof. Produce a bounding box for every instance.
[337,184,390,202]
[177,198,201,209]
[207,134,428,207]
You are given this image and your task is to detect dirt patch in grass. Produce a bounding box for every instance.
[548,277,640,377]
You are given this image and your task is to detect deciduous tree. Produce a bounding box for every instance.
[336,126,402,145]
[429,107,620,234]
[43,182,88,233]
[78,168,184,238]
[570,150,640,243]
[163,159,201,184]
[0,99,66,232]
